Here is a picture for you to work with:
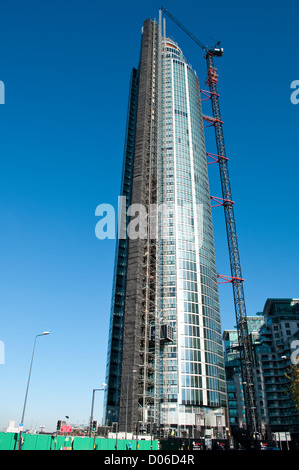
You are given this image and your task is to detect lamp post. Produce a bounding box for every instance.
[18,331,50,450]
[89,383,107,437]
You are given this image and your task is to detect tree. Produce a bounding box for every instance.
[285,364,299,416]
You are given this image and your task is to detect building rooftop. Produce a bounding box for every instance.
[263,298,299,317]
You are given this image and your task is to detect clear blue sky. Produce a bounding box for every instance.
[0,0,298,432]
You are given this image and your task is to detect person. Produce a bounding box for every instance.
[128,441,132,450]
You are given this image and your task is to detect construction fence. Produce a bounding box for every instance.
[0,432,159,451]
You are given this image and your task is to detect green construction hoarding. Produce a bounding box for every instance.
[0,432,159,451]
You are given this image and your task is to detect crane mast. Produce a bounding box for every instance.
[160,7,258,436]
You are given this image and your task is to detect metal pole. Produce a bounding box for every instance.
[125,376,129,439]
[89,389,97,437]
[18,332,49,450]
[115,422,118,450]
[136,421,139,450]
[89,385,106,437]
[125,370,136,439]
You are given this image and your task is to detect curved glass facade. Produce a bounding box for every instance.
[104,18,227,437]
[159,38,226,426]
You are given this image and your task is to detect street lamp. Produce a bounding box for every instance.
[89,383,107,437]
[18,331,50,450]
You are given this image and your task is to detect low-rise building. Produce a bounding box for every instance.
[255,298,299,435]
[223,299,299,440]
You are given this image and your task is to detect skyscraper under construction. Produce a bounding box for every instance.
[103,14,227,438]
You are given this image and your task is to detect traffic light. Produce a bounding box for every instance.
[112,422,118,433]
[92,420,97,432]
[56,420,61,431]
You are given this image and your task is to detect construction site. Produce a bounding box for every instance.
[103,7,259,444]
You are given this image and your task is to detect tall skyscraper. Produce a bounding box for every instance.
[103,14,227,438]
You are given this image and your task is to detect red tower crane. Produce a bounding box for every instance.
[160,7,258,437]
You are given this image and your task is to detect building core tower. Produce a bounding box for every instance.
[104,15,227,438]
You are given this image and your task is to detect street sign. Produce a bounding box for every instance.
[192,441,202,450]
[60,425,72,433]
